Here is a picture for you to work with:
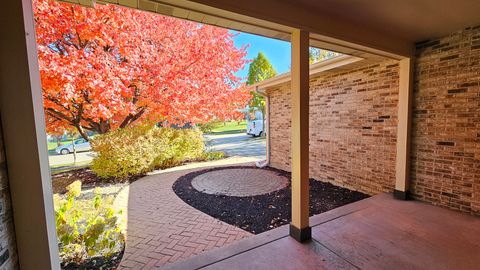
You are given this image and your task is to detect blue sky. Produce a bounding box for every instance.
[231,31,291,81]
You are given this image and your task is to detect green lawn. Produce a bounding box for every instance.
[209,121,246,134]
[50,161,92,175]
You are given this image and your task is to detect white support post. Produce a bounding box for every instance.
[394,58,414,200]
[289,29,311,242]
[0,1,60,269]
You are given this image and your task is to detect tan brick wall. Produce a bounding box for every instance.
[0,118,18,269]
[268,61,399,195]
[268,26,480,216]
[411,26,480,215]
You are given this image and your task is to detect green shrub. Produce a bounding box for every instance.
[54,181,124,265]
[91,126,205,179]
[201,151,226,161]
[197,121,220,133]
[153,127,205,168]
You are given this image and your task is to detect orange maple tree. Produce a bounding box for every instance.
[33,0,250,139]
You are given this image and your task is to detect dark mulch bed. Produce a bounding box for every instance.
[173,166,369,234]
[62,248,124,270]
[52,168,144,194]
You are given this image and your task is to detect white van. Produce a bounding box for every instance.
[246,110,264,137]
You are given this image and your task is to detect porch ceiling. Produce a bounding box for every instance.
[185,0,480,56]
[59,0,402,61]
[59,0,480,60]
[292,0,480,43]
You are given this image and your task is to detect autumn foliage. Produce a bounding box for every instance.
[33,0,250,138]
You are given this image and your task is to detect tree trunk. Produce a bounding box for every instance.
[119,107,145,129]
[56,135,63,146]
[75,124,90,141]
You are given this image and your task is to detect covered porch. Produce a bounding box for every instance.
[166,193,480,269]
[1,0,480,269]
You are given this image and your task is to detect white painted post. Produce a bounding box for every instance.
[394,58,414,200]
[289,29,311,242]
[0,1,60,269]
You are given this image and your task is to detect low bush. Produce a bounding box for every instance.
[197,121,220,133]
[54,181,124,265]
[201,151,226,161]
[91,126,205,179]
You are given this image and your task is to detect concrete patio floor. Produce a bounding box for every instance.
[165,193,480,270]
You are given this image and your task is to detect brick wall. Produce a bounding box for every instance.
[411,26,480,215]
[268,61,399,195]
[268,26,480,216]
[0,120,18,269]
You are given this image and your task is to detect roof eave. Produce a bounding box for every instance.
[251,54,363,95]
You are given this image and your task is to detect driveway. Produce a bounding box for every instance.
[204,133,266,160]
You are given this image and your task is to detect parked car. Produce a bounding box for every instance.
[157,121,196,129]
[55,138,91,155]
[246,110,265,137]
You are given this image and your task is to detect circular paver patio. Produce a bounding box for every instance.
[191,168,288,197]
[113,161,258,270]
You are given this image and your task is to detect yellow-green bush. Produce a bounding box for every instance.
[54,181,124,265]
[91,126,205,179]
[201,151,226,160]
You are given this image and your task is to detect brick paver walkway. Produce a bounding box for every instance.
[192,168,288,197]
[113,161,254,269]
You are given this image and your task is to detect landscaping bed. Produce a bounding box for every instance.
[52,167,143,195]
[52,169,138,270]
[61,249,124,270]
[173,166,369,234]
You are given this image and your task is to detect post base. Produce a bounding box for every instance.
[394,189,411,200]
[289,224,311,242]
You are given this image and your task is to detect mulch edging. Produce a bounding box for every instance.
[61,247,124,270]
[173,166,369,234]
[51,168,145,194]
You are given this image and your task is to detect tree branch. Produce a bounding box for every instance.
[119,107,146,129]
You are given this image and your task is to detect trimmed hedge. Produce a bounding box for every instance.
[91,126,205,179]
